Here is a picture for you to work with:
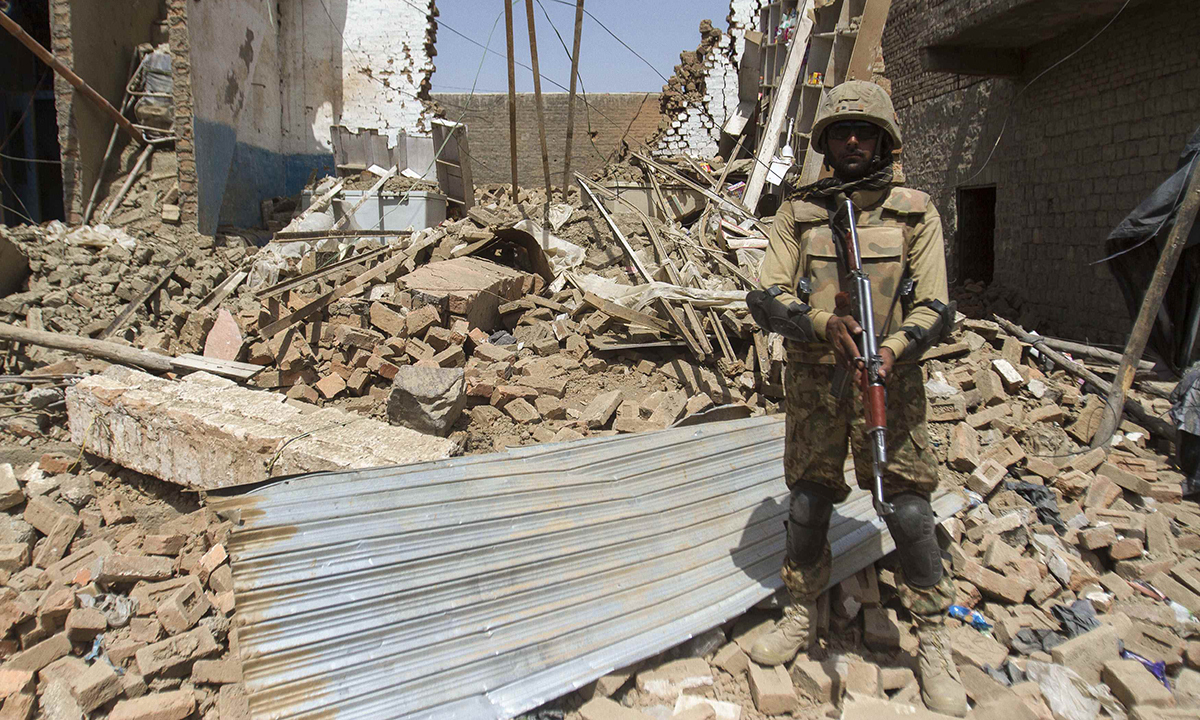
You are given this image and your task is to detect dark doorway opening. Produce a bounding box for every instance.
[1,0,63,227]
[956,186,996,284]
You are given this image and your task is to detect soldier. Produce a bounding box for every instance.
[745,81,966,717]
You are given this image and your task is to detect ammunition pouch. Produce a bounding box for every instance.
[747,286,819,343]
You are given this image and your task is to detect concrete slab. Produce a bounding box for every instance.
[66,366,455,490]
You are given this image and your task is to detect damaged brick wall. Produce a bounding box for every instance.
[166,0,197,230]
[884,0,1200,342]
[430,93,662,186]
[653,0,769,158]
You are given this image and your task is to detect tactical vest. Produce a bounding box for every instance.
[791,186,929,335]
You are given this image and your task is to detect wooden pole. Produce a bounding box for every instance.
[504,0,519,198]
[524,0,553,200]
[1093,157,1200,448]
[0,11,146,146]
[742,0,813,214]
[0,322,173,374]
[994,316,1174,440]
[562,0,585,191]
[99,144,154,223]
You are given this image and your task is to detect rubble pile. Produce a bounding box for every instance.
[0,458,245,719]
[546,316,1200,720]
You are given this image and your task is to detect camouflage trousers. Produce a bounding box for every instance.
[779,361,955,617]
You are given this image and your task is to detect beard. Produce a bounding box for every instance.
[828,150,875,180]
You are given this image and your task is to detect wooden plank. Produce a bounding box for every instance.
[0,322,173,373]
[273,229,400,241]
[100,254,185,339]
[256,245,393,300]
[576,176,653,283]
[287,178,346,230]
[846,0,892,80]
[656,298,706,361]
[170,354,263,382]
[709,308,737,365]
[562,0,586,189]
[259,236,436,338]
[590,339,687,353]
[200,269,248,311]
[582,292,672,335]
[633,152,759,223]
[743,0,814,211]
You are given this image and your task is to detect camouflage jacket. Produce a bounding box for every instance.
[758,184,948,363]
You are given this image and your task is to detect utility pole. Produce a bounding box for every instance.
[563,0,585,191]
[524,0,553,202]
[504,0,520,198]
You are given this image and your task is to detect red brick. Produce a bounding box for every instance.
[109,689,196,720]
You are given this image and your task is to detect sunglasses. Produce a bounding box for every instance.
[827,122,881,142]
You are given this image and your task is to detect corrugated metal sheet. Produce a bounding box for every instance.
[211,415,964,720]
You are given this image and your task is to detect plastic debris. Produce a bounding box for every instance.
[949,604,993,633]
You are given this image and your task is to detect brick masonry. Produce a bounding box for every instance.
[882,0,1200,341]
[430,92,662,186]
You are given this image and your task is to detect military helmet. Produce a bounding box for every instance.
[810,80,902,155]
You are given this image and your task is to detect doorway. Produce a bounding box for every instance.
[956,185,996,284]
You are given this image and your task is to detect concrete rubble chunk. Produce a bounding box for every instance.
[0,464,23,510]
[67,367,454,489]
[1050,624,1120,684]
[109,689,196,720]
[635,657,713,698]
[1104,659,1175,709]
[386,366,467,437]
[399,257,532,330]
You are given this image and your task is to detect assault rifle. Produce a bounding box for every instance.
[831,197,894,517]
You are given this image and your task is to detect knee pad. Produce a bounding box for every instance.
[883,492,943,588]
[786,484,834,566]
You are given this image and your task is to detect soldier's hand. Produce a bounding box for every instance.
[826,315,862,371]
[878,347,896,381]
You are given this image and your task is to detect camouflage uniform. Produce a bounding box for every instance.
[760,184,956,617]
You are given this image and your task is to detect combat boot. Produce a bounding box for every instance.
[748,600,815,665]
[915,614,967,717]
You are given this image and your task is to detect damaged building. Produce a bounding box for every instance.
[2,0,1200,719]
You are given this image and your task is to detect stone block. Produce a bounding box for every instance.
[949,423,981,472]
[748,662,797,714]
[1124,621,1185,667]
[791,659,839,703]
[191,658,242,684]
[1104,659,1174,709]
[960,559,1029,604]
[108,689,196,720]
[845,662,881,697]
[582,390,624,429]
[950,625,1008,670]
[840,693,962,719]
[712,642,749,676]
[982,436,1026,468]
[673,695,740,720]
[134,626,219,677]
[971,694,1041,720]
[864,607,903,650]
[581,666,635,699]
[1027,404,1064,424]
[71,660,121,712]
[156,576,210,634]
[1050,624,1120,684]
[959,665,1011,704]
[976,368,1008,406]
[503,398,540,424]
[1080,524,1117,550]
[1098,462,1153,496]
[369,302,408,337]
[0,464,23,510]
[578,697,654,720]
[0,544,29,574]
[399,257,531,331]
[7,632,71,671]
[387,366,467,437]
[1068,446,1108,475]
[67,367,456,490]
[96,554,174,584]
[635,657,713,697]
[968,459,1009,497]
[1111,537,1145,561]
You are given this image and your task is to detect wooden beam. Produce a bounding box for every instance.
[504,0,520,196]
[0,322,173,374]
[582,292,671,335]
[0,11,146,145]
[742,0,813,213]
[99,144,154,223]
[258,236,436,338]
[563,0,585,189]
[576,175,653,283]
[847,0,893,80]
[256,245,394,300]
[1093,156,1200,447]
[525,0,553,197]
[994,316,1174,440]
[199,269,248,311]
[655,298,706,361]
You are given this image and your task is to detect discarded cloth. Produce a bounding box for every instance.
[1053,599,1101,638]
[1008,481,1067,533]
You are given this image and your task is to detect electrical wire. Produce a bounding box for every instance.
[544,0,669,84]
[961,0,1134,186]
[0,151,60,165]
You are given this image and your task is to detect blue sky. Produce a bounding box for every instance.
[430,0,732,94]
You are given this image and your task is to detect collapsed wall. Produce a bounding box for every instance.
[653,1,768,158]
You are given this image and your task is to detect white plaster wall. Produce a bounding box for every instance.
[279,0,434,157]
[185,0,272,139]
[654,0,769,157]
